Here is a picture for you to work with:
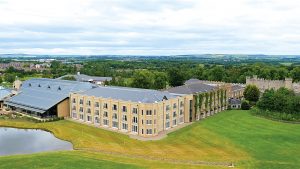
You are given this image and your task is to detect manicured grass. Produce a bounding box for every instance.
[0,117,247,163]
[0,151,139,169]
[1,110,299,168]
[200,110,300,169]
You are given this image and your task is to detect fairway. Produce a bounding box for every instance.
[0,110,299,169]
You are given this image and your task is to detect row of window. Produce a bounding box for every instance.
[73,98,184,115]
[73,113,157,134]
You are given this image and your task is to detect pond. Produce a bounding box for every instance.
[0,127,73,156]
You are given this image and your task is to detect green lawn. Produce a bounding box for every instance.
[0,110,299,169]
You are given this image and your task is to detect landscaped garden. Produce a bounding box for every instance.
[0,110,299,169]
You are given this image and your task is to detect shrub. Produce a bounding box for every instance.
[241,100,251,110]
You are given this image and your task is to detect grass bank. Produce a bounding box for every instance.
[1,110,299,168]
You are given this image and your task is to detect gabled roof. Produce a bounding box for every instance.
[229,98,241,104]
[166,83,216,95]
[79,86,175,103]
[5,78,95,113]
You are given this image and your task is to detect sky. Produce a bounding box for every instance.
[0,0,299,55]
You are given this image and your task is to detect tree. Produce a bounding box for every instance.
[167,68,185,87]
[241,100,251,110]
[208,66,226,81]
[153,72,167,89]
[243,85,260,102]
[61,76,76,81]
[131,70,154,89]
[4,74,16,83]
[291,67,300,82]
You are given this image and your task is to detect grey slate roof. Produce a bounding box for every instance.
[79,86,175,103]
[5,78,95,113]
[229,98,241,105]
[75,74,112,82]
[166,83,216,95]
[184,79,202,85]
[231,85,244,91]
[0,86,11,101]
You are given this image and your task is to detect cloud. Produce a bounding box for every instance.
[0,0,299,55]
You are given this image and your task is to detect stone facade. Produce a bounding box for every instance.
[246,75,295,92]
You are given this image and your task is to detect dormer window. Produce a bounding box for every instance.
[38,84,41,87]
[29,83,32,87]
[58,86,61,90]
[47,85,51,89]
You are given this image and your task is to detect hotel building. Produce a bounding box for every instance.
[70,86,188,137]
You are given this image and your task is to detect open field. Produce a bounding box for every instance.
[0,110,299,168]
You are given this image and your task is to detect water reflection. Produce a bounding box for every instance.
[0,127,73,156]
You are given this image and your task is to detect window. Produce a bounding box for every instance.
[112,121,118,128]
[146,129,152,134]
[173,112,177,117]
[103,119,109,126]
[80,114,84,120]
[122,115,127,121]
[95,102,99,107]
[132,117,138,123]
[122,106,127,112]
[79,99,83,105]
[132,125,138,133]
[166,113,170,120]
[173,103,177,109]
[154,110,156,115]
[103,103,108,109]
[180,101,184,107]
[72,112,77,118]
[165,121,170,128]
[154,119,156,124]
[122,123,128,130]
[180,109,183,115]
[79,107,83,112]
[132,108,138,114]
[141,110,143,115]
[95,117,100,124]
[103,111,108,118]
[87,100,91,106]
[166,105,170,111]
[146,120,152,125]
[146,110,152,116]
[112,113,118,120]
[72,106,76,111]
[95,110,100,116]
[113,104,117,111]
[173,119,177,126]
[87,115,92,122]
[87,108,91,114]
[72,98,76,103]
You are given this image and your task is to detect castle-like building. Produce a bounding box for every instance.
[246,75,299,93]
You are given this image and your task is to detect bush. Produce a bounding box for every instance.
[241,100,251,110]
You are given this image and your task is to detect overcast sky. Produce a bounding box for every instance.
[0,0,299,55]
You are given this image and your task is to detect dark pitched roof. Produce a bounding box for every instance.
[229,98,241,104]
[80,86,175,103]
[166,83,216,95]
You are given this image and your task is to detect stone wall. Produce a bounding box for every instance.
[246,75,296,92]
